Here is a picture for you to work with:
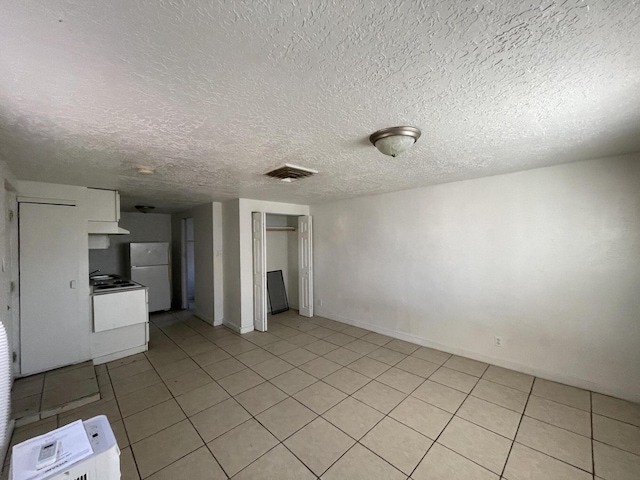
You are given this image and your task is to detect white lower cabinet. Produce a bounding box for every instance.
[91,289,149,364]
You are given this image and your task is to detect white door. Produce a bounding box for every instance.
[252,212,267,331]
[298,215,313,317]
[20,203,82,374]
[131,265,171,312]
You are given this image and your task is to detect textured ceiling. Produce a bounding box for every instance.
[1,1,639,212]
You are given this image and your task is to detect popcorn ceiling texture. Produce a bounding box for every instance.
[0,1,639,211]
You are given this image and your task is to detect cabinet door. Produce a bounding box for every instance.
[86,189,118,222]
[93,289,148,332]
[20,203,84,374]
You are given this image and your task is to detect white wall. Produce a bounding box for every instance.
[266,231,289,312]
[89,212,172,277]
[172,203,223,325]
[311,155,640,402]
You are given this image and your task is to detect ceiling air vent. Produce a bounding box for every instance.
[265,164,318,183]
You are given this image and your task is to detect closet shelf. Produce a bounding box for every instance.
[266,226,296,232]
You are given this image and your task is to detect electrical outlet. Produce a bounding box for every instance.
[494,336,503,347]
[318,299,323,307]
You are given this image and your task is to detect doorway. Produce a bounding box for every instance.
[252,213,313,331]
[181,217,195,310]
[265,214,299,314]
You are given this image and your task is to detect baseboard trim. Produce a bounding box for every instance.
[316,308,640,403]
[92,344,148,366]
[223,318,253,334]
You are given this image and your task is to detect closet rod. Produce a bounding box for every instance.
[266,226,296,232]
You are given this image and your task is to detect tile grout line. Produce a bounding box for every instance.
[501,388,596,477]
[590,391,595,480]
[406,373,489,478]
[498,378,533,478]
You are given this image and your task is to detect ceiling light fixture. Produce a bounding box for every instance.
[136,166,154,175]
[135,205,155,213]
[369,126,421,157]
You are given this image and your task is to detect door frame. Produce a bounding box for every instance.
[181,218,188,309]
[180,217,196,310]
[5,188,18,376]
[251,213,313,330]
[252,212,267,331]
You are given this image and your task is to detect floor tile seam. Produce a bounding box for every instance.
[425,373,479,396]
[527,391,591,413]
[363,352,404,367]
[374,369,429,395]
[430,441,507,479]
[441,363,490,379]
[478,373,534,395]
[219,440,301,479]
[509,439,596,475]
[123,410,187,446]
[467,391,526,415]
[590,391,595,479]
[451,412,520,442]
[252,395,320,444]
[134,432,207,480]
[589,434,640,458]
[590,410,640,429]
[337,363,396,387]
[520,411,593,439]
[349,439,410,477]
[285,430,358,479]
[408,356,448,368]
[499,382,532,478]
[149,390,226,474]
[120,350,197,448]
[392,361,441,379]
[270,432,325,475]
[265,374,320,397]
[407,383,476,478]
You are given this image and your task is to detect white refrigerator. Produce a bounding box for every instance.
[130,242,171,312]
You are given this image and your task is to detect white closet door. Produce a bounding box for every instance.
[298,215,313,317]
[252,212,267,331]
[20,203,83,374]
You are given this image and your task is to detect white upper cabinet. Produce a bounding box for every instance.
[87,188,120,222]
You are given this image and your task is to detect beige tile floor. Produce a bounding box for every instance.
[5,309,640,479]
[10,360,100,426]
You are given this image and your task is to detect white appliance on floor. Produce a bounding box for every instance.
[130,242,171,312]
[11,415,120,480]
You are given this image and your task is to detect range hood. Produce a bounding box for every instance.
[88,221,130,235]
